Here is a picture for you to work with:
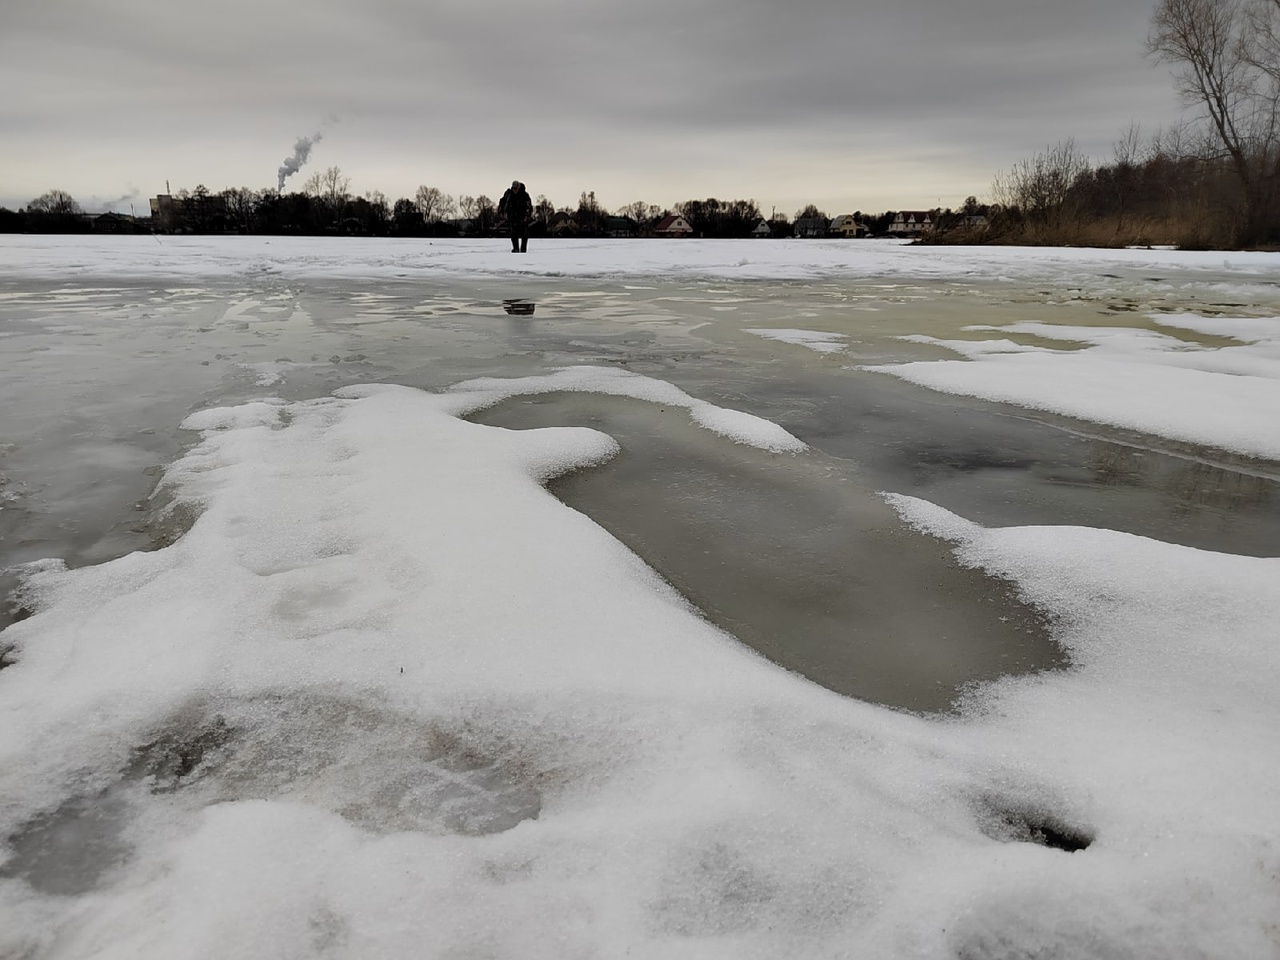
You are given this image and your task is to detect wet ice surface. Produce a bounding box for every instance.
[2,238,1280,958]
[474,393,1060,711]
[3,264,1279,680]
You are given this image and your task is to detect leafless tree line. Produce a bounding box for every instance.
[993,0,1280,247]
[1147,0,1280,244]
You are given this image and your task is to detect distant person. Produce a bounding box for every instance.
[498,180,533,253]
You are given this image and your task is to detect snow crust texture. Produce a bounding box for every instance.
[2,237,1280,957]
[871,314,1280,460]
[2,376,1278,958]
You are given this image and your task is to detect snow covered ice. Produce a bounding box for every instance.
[1,236,1279,958]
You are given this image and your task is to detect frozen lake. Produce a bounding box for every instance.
[1,236,1279,958]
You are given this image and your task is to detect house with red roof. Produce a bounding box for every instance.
[653,213,694,237]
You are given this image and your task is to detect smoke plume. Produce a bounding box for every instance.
[91,188,141,213]
[277,133,323,192]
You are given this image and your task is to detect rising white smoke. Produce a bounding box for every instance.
[277,133,323,192]
[90,188,141,213]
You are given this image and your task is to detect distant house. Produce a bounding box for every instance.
[793,217,828,238]
[828,214,868,238]
[603,216,637,238]
[653,213,694,237]
[750,219,772,238]
[888,211,934,235]
[93,212,143,234]
[548,211,578,236]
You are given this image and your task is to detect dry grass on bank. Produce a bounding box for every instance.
[924,215,1248,250]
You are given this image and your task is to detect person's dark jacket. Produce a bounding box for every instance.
[499,185,533,225]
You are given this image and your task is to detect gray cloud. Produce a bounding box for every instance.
[1,0,1182,214]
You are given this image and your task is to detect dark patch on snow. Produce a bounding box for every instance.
[141,496,201,550]
[131,715,234,792]
[975,795,1094,852]
[133,695,544,836]
[0,788,135,895]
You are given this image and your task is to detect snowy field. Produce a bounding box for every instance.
[1,236,1279,958]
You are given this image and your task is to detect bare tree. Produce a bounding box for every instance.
[1247,0,1280,84]
[992,139,1092,237]
[221,187,256,231]
[415,185,455,222]
[393,198,418,224]
[474,195,497,231]
[322,167,351,208]
[618,200,661,226]
[533,194,554,227]
[576,191,605,233]
[1149,0,1280,242]
[27,190,82,216]
[303,165,351,210]
[457,195,478,220]
[363,190,390,225]
[1111,122,1145,233]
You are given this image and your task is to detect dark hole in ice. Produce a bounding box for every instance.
[976,797,1094,853]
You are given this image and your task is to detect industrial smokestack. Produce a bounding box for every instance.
[277,133,322,193]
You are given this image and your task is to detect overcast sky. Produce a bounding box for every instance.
[2,0,1186,218]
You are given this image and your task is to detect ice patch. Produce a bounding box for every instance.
[1151,312,1280,344]
[868,319,1280,459]
[441,364,807,454]
[238,361,294,387]
[898,334,1043,357]
[746,328,849,354]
